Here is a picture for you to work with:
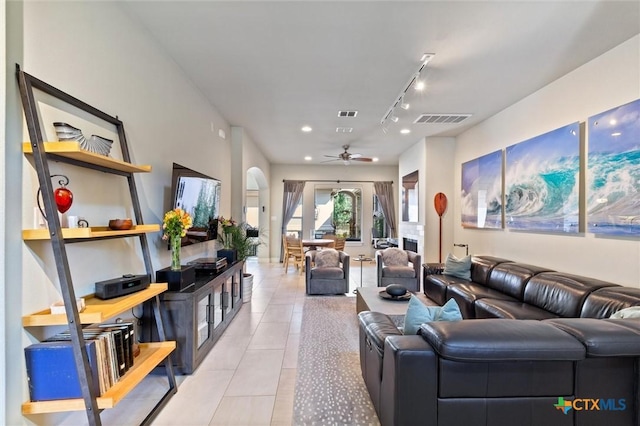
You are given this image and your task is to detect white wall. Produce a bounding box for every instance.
[454,35,640,287]
[9,2,270,424]
[270,164,398,260]
[399,137,456,263]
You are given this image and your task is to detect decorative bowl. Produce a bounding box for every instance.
[108,218,133,230]
[385,284,408,297]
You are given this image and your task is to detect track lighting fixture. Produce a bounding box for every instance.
[380,52,435,130]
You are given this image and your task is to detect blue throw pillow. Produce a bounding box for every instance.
[403,297,462,335]
[443,253,472,281]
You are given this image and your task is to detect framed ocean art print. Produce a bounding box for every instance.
[461,150,503,229]
[587,98,640,236]
[505,122,580,233]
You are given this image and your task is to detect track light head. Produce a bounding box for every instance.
[400,102,410,110]
[390,115,399,123]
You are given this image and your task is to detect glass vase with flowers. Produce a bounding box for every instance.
[163,208,193,270]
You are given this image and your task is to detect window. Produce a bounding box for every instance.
[314,187,362,241]
[285,196,303,239]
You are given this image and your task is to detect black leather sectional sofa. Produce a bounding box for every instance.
[358,256,640,426]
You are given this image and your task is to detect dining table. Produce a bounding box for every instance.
[302,239,336,251]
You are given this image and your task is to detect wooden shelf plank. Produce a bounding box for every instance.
[23,142,152,173]
[23,284,168,327]
[22,224,160,241]
[21,342,176,414]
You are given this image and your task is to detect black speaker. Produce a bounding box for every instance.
[95,274,151,300]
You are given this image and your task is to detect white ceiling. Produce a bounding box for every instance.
[122,1,640,166]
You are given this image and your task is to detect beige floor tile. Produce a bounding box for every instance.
[248,322,290,350]
[288,312,302,334]
[282,334,300,369]
[198,334,253,371]
[222,310,264,336]
[152,369,235,425]
[225,349,284,396]
[276,368,297,396]
[260,304,294,322]
[270,393,294,426]
[210,395,275,425]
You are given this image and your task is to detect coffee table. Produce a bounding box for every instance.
[355,286,437,327]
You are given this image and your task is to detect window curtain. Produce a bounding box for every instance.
[374,181,397,238]
[280,180,305,262]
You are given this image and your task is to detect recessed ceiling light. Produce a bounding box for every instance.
[301,126,312,132]
[400,129,411,134]
[610,119,617,125]
[612,132,622,136]
[372,157,379,162]
[414,80,426,91]
[304,156,312,161]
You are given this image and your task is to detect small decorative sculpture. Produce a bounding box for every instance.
[37,174,73,221]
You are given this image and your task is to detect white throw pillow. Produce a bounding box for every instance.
[314,249,340,268]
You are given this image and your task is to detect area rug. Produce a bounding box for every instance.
[293,296,380,425]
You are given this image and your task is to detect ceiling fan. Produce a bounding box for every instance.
[323,145,373,165]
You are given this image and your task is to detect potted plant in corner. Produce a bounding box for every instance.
[217,217,262,302]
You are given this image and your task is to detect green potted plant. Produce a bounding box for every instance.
[217,217,262,302]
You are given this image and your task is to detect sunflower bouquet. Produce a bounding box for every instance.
[163,208,193,270]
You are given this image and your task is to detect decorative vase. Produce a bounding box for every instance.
[170,235,181,270]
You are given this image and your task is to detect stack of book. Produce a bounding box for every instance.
[24,322,135,401]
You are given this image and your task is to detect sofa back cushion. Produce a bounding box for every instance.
[485,263,553,300]
[524,272,618,318]
[580,287,639,318]
[470,256,512,286]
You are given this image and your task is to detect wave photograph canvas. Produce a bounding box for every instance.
[461,150,503,229]
[505,123,580,233]
[587,99,640,236]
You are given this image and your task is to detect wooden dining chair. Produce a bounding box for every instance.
[321,234,337,249]
[333,236,346,251]
[284,235,305,273]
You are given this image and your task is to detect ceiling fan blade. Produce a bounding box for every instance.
[320,158,340,163]
[351,157,373,162]
[350,153,363,159]
[323,154,340,158]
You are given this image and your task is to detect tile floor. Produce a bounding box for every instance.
[74,256,378,426]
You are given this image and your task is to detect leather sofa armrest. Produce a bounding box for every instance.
[381,335,438,426]
[358,311,402,354]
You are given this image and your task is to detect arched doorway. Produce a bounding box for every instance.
[246,167,269,260]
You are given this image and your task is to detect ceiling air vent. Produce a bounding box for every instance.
[336,127,353,133]
[414,113,471,124]
[338,110,358,117]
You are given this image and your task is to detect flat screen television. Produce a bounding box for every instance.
[170,163,221,246]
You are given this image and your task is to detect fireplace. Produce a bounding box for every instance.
[403,238,418,252]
